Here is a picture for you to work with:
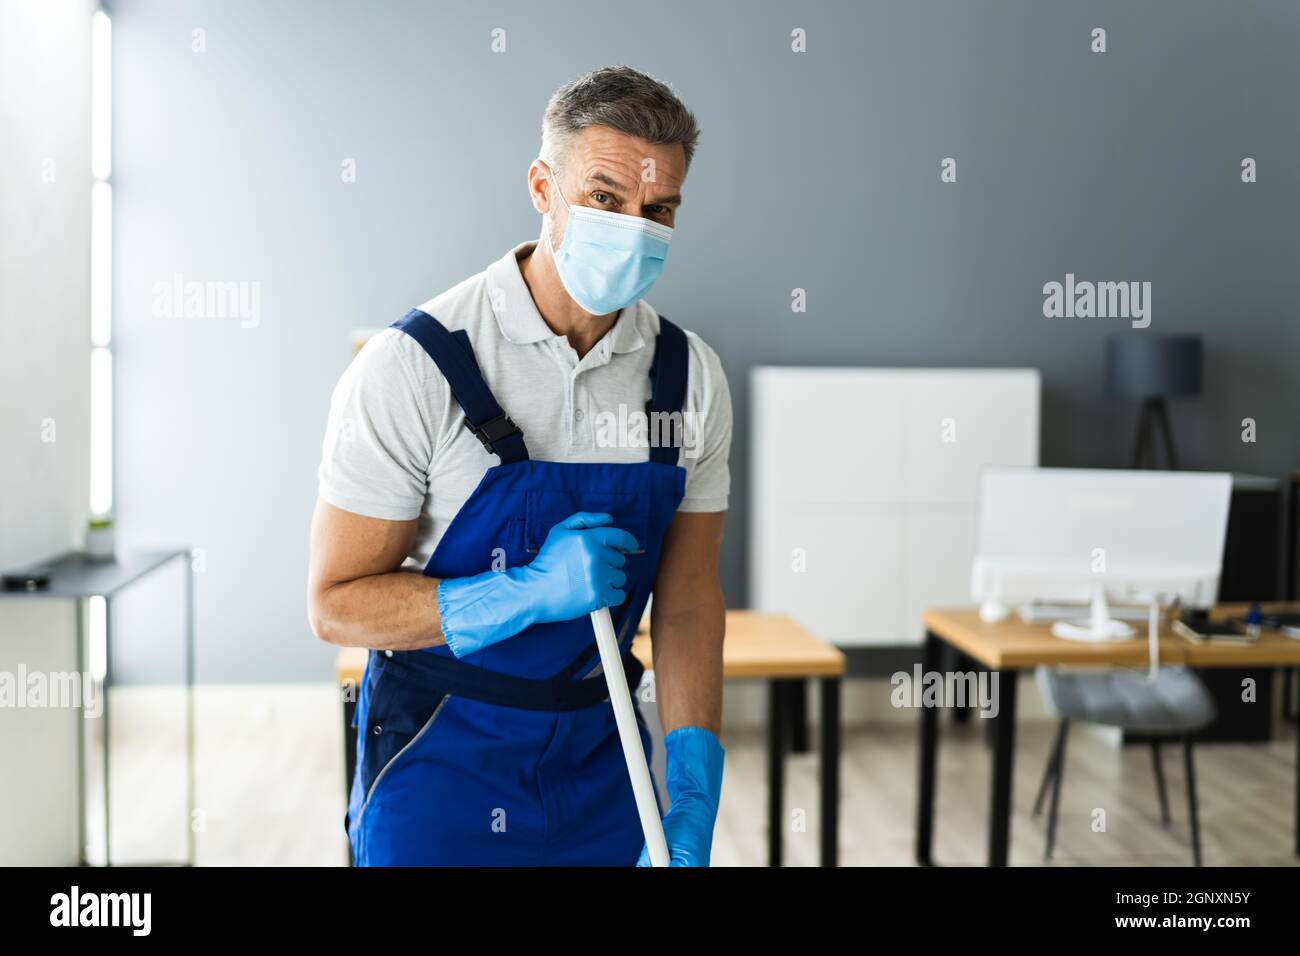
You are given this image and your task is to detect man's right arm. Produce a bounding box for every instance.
[309,331,450,650]
[307,498,448,650]
[307,500,637,654]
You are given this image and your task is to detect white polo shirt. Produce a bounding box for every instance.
[317,241,732,569]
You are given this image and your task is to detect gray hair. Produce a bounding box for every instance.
[540,66,700,177]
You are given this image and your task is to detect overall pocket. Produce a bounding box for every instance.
[357,656,450,810]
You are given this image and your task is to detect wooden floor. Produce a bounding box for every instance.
[94,684,1299,867]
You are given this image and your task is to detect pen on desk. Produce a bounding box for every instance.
[1246,602,1262,638]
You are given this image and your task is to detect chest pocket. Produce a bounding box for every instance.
[523,490,651,557]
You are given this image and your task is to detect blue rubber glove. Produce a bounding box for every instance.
[437,512,637,659]
[637,726,725,867]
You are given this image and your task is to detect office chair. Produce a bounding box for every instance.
[1032,665,1216,866]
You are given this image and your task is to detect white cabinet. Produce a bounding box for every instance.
[750,368,1040,646]
[0,601,82,864]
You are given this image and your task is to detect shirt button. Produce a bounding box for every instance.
[384,649,393,658]
[575,409,584,421]
[372,724,383,735]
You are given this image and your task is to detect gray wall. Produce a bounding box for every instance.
[110,0,1300,682]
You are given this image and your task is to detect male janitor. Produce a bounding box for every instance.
[309,67,730,866]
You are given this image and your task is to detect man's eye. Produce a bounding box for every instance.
[592,191,611,204]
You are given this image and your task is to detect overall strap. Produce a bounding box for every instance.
[646,315,689,466]
[390,309,529,465]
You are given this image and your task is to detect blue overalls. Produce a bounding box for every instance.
[345,308,689,866]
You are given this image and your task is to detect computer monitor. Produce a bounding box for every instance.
[971,467,1233,637]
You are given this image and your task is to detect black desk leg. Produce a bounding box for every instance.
[947,646,973,725]
[343,691,358,799]
[789,681,811,753]
[820,677,840,867]
[915,630,942,865]
[1295,707,1299,857]
[988,669,1018,867]
[767,679,792,867]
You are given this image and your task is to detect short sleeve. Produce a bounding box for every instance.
[677,333,732,513]
[317,329,436,521]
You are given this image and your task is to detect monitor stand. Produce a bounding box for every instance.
[979,598,1010,623]
[1051,587,1136,642]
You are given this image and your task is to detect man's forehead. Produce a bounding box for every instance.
[572,127,686,186]
[582,168,681,196]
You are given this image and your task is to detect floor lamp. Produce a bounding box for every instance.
[1106,334,1203,470]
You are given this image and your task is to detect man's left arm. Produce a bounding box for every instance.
[638,509,726,866]
[649,510,725,734]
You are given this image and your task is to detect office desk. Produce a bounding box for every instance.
[336,609,845,867]
[916,604,1300,867]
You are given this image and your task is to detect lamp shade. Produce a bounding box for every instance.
[1106,334,1202,398]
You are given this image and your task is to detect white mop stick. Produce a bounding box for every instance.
[590,607,671,867]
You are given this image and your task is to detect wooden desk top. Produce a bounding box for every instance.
[923,603,1300,671]
[335,609,845,684]
[633,609,845,679]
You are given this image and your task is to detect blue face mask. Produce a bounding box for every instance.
[545,170,674,316]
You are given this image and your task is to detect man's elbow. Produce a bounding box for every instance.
[307,586,342,645]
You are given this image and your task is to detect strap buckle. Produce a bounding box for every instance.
[463,412,522,455]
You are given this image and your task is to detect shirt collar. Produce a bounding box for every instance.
[487,241,648,354]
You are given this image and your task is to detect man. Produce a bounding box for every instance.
[308,66,731,866]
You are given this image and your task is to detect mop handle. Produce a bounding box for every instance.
[590,607,671,867]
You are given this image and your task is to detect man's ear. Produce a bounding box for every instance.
[526,160,551,215]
